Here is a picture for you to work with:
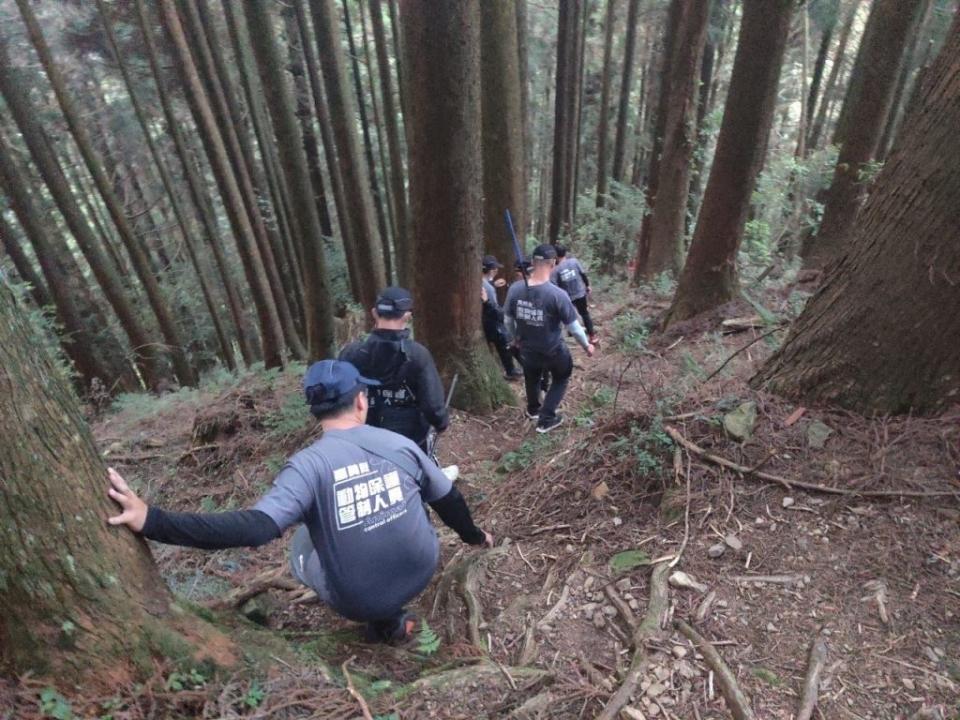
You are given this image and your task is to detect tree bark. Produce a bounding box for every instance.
[0,213,50,309]
[753,16,960,414]
[640,0,711,278]
[595,0,616,208]
[802,0,925,269]
[803,2,839,155]
[611,0,641,183]
[0,282,230,681]
[400,0,512,412]
[481,0,526,265]
[369,0,411,285]
[309,0,386,311]
[665,0,794,325]
[571,0,590,221]
[155,0,286,369]
[15,0,197,387]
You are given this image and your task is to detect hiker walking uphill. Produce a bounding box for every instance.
[339,287,449,453]
[106,360,492,644]
[505,244,595,433]
[551,246,597,344]
[481,255,523,380]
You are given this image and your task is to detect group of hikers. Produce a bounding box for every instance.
[107,244,598,645]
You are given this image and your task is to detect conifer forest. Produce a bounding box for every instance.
[0,0,958,718]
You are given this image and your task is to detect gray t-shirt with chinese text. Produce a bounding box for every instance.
[254,425,451,620]
[504,280,578,354]
[550,257,588,300]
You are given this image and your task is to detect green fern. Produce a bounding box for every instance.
[415,621,441,656]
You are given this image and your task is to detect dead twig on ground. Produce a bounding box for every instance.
[595,563,670,720]
[703,325,785,382]
[341,657,374,720]
[797,631,828,720]
[675,620,755,720]
[603,584,637,632]
[666,426,959,498]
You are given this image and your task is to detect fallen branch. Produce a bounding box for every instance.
[210,566,299,609]
[675,620,755,720]
[412,661,550,691]
[604,584,637,632]
[595,563,670,720]
[665,426,959,498]
[796,631,828,720]
[538,583,570,628]
[341,657,374,720]
[732,574,804,586]
[703,325,785,382]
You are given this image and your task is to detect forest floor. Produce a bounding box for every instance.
[5,281,959,720]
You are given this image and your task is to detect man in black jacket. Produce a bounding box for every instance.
[107,360,492,644]
[339,287,448,453]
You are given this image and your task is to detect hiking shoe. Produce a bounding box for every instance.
[526,410,540,421]
[364,611,420,645]
[536,415,564,434]
[505,370,524,382]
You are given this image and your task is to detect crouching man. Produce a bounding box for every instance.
[106,360,492,644]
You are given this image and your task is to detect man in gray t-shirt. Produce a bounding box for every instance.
[505,244,595,433]
[550,246,595,341]
[106,360,492,644]
[481,255,521,379]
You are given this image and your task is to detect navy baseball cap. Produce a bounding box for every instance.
[482,254,503,270]
[375,286,414,318]
[532,243,558,261]
[303,360,379,408]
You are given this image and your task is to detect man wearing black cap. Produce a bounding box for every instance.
[106,360,492,644]
[339,287,449,453]
[551,246,597,345]
[481,255,522,380]
[505,243,595,433]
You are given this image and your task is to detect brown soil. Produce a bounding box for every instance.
[4,284,957,720]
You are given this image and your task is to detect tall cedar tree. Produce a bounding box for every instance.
[96,0,237,372]
[753,14,960,414]
[0,37,169,389]
[154,0,287,368]
[481,0,526,265]
[15,0,197,387]
[0,213,50,309]
[242,0,337,360]
[0,282,232,679]
[639,0,711,278]
[369,0,411,285]
[309,0,385,311]
[548,0,583,244]
[595,0,616,208]
[665,0,794,325]
[803,0,840,156]
[803,0,926,269]
[807,0,860,151]
[400,0,512,412]
[611,0,641,183]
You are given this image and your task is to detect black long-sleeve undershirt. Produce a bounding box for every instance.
[140,486,484,549]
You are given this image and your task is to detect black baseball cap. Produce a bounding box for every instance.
[482,255,503,270]
[555,245,568,258]
[303,360,379,409]
[375,286,414,318]
[531,243,558,261]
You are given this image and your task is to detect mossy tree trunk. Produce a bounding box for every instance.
[0,283,231,681]
[752,15,960,415]
[400,0,513,413]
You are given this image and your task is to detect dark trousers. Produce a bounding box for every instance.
[572,296,594,336]
[520,345,573,421]
[482,312,517,374]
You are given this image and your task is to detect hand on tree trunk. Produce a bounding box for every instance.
[107,468,147,532]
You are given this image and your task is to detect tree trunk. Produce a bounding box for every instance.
[753,17,960,414]
[640,0,711,278]
[0,214,50,309]
[15,0,197,387]
[369,0,411,285]
[548,0,582,244]
[0,282,230,681]
[595,0,616,208]
[808,0,860,151]
[241,0,337,360]
[803,2,838,155]
[135,0,258,367]
[481,0,526,265]
[96,0,237,372]
[611,0,641,183]
[665,0,794,325]
[309,0,386,311]
[571,0,590,221]
[795,2,810,158]
[400,0,512,412]
[0,42,168,390]
[154,0,286,369]
[516,0,531,231]
[802,0,925,269]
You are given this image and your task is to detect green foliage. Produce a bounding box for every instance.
[39,688,73,720]
[857,159,884,185]
[609,549,651,574]
[566,181,647,272]
[264,392,312,438]
[591,386,615,407]
[612,311,651,353]
[498,433,559,474]
[752,667,782,686]
[681,351,707,380]
[164,667,208,692]
[242,681,265,708]
[415,620,441,656]
[607,417,673,477]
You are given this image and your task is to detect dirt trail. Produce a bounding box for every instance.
[19,284,956,719]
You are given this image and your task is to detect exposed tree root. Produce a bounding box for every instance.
[595,563,670,720]
[675,619,756,720]
[796,631,828,720]
[341,656,374,720]
[210,566,300,609]
[665,426,957,498]
[433,544,510,649]
[508,689,555,718]
[411,661,550,691]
